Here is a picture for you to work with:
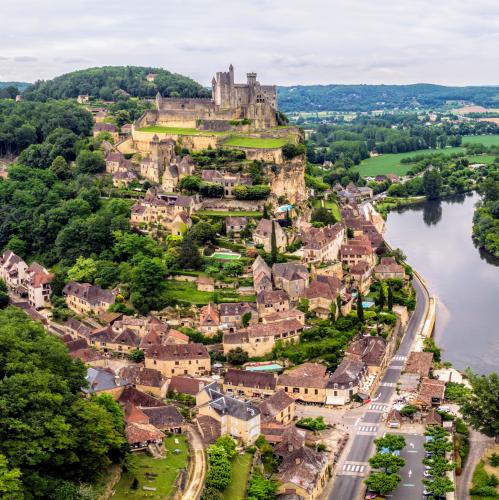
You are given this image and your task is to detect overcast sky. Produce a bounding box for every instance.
[1,0,498,86]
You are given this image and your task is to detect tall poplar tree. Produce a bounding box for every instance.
[270,220,277,264]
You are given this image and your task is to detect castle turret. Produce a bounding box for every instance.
[247,72,257,87]
[229,64,234,85]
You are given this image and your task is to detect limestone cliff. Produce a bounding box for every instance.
[268,155,307,205]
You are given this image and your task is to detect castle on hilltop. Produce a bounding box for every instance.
[153,65,278,130]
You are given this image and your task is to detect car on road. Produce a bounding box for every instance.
[423,470,433,479]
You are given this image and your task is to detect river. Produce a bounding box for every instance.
[383,192,499,374]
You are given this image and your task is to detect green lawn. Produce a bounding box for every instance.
[223,136,288,149]
[197,210,262,218]
[163,280,255,305]
[312,199,341,221]
[463,134,499,146]
[138,126,226,136]
[352,147,466,177]
[223,453,253,500]
[113,435,188,499]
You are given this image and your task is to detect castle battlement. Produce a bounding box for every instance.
[152,65,277,130]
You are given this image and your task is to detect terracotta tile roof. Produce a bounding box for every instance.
[199,303,220,327]
[278,363,328,389]
[417,377,445,406]
[125,422,164,445]
[375,257,405,275]
[141,406,185,428]
[124,402,150,424]
[277,446,328,495]
[256,289,289,305]
[424,408,443,426]
[146,343,209,361]
[118,386,165,408]
[65,338,89,352]
[224,369,276,390]
[168,376,206,396]
[274,426,306,456]
[263,309,304,324]
[258,390,294,422]
[69,348,103,363]
[119,366,166,388]
[346,335,387,367]
[405,352,433,377]
[196,415,221,445]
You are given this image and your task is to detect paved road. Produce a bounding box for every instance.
[392,434,426,500]
[329,277,428,500]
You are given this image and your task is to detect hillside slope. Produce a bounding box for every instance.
[23,66,210,101]
[277,83,499,112]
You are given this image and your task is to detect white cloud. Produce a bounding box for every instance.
[0,0,498,85]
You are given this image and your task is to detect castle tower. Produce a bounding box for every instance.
[229,64,234,85]
[150,134,160,164]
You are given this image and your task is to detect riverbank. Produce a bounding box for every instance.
[383,193,499,374]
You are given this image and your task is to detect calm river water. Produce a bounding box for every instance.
[384,192,499,374]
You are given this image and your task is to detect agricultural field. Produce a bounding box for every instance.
[138,126,226,136]
[351,147,465,177]
[113,435,188,499]
[462,134,499,146]
[223,136,288,149]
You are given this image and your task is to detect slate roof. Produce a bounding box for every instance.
[327,357,366,388]
[83,367,125,394]
[201,383,260,421]
[63,281,116,306]
[272,262,309,282]
[197,415,221,445]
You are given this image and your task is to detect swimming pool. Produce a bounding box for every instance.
[277,204,293,213]
[211,251,241,260]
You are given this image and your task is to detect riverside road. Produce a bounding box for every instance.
[329,276,428,500]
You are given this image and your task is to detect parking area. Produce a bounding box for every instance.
[392,433,426,500]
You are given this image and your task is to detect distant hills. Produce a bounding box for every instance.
[22,66,210,101]
[0,81,31,90]
[277,83,499,112]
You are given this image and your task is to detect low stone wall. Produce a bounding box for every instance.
[200,198,264,211]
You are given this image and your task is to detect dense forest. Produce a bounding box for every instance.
[23,66,210,101]
[278,83,499,112]
[0,307,126,497]
[473,164,499,257]
[0,100,93,156]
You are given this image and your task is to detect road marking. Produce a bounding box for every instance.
[379,382,396,387]
[392,355,407,361]
[359,425,377,433]
[354,417,360,426]
[407,450,418,453]
[340,462,368,475]
[408,469,412,477]
[403,484,415,487]
[409,442,414,448]
[369,403,388,411]
[388,365,404,369]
